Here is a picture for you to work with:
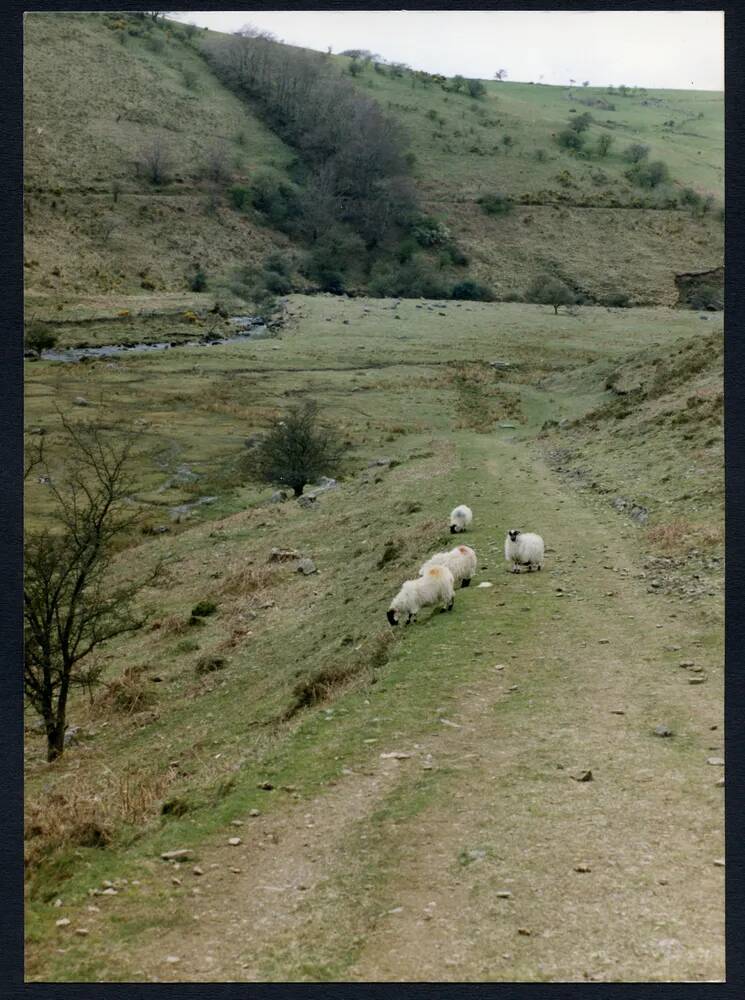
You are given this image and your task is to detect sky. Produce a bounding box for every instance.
[169,10,724,91]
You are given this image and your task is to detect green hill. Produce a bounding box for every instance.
[24,12,723,313]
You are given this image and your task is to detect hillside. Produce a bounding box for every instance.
[24,297,723,981]
[23,12,723,312]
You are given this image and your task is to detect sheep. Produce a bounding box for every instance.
[420,544,477,589]
[387,564,455,626]
[504,529,545,573]
[449,504,473,534]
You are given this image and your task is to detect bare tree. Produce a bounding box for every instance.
[24,417,155,761]
[494,69,507,81]
[136,137,172,186]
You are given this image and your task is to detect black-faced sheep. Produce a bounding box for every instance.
[387,564,455,626]
[449,504,473,534]
[504,529,545,573]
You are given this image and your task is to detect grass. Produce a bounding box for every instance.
[23,294,723,981]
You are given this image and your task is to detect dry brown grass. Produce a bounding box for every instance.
[25,763,175,871]
[646,517,724,554]
[218,563,278,597]
[95,665,156,715]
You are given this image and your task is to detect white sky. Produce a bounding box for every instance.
[169,10,723,91]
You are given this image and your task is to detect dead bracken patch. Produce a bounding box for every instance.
[95,665,155,715]
[646,518,723,554]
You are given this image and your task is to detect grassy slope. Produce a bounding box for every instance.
[23,12,296,305]
[24,14,723,309]
[24,297,723,981]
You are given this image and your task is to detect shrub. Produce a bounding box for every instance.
[478,192,513,216]
[602,291,631,307]
[466,78,486,98]
[191,600,217,618]
[24,321,58,357]
[189,269,207,292]
[534,148,547,162]
[263,270,292,294]
[626,159,670,189]
[202,144,231,184]
[136,138,172,186]
[568,112,593,133]
[687,284,722,311]
[451,280,494,301]
[623,143,650,163]
[525,273,576,314]
[368,256,450,299]
[251,399,346,497]
[182,67,197,89]
[596,133,613,158]
[250,170,301,227]
[264,251,292,276]
[557,129,584,151]
[228,185,250,210]
[411,216,451,246]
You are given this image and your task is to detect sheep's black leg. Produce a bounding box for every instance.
[461,577,471,588]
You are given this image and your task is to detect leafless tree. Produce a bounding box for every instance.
[24,417,156,761]
[136,137,172,186]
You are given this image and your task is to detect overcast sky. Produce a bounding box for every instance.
[169,10,723,91]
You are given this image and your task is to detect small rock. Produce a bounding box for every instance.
[689,676,706,685]
[100,888,118,896]
[654,725,673,738]
[495,890,512,899]
[297,495,317,509]
[165,955,181,964]
[257,781,274,790]
[249,809,261,817]
[171,877,182,886]
[679,660,695,668]
[380,751,412,760]
[716,777,724,787]
[570,769,593,782]
[439,718,462,728]
[161,849,193,861]
[75,928,89,937]
[707,757,725,766]
[297,558,317,575]
[713,859,725,867]
[231,820,243,827]
[573,864,592,873]
[493,664,506,671]
[53,898,63,908]
[192,866,204,876]
[476,582,493,588]
[598,639,610,645]
[228,837,242,846]
[610,710,625,715]
[72,397,89,407]
[517,927,532,936]
[55,918,71,928]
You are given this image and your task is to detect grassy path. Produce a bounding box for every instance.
[109,428,724,982]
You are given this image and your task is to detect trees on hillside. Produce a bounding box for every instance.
[24,419,154,762]
[494,69,507,81]
[24,321,58,358]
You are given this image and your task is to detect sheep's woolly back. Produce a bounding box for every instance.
[504,531,545,567]
[449,504,473,532]
[420,544,477,586]
[389,564,455,619]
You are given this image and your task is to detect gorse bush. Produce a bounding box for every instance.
[411,216,451,247]
[557,128,584,151]
[451,280,494,301]
[478,192,513,216]
[626,159,670,189]
[623,142,650,163]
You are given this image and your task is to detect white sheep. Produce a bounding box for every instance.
[449,504,473,534]
[387,564,455,626]
[504,529,545,573]
[420,544,477,589]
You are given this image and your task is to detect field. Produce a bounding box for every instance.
[23,295,724,982]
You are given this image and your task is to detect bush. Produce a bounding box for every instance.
[228,185,250,210]
[182,67,197,89]
[525,273,576,314]
[568,112,593,133]
[136,138,172,186]
[478,192,513,216]
[596,133,613,158]
[303,229,365,292]
[534,148,547,162]
[687,284,722,310]
[251,399,346,497]
[24,321,58,357]
[602,291,631,307]
[451,280,494,301]
[202,144,231,184]
[368,256,451,299]
[411,216,451,247]
[623,143,650,163]
[264,252,292,276]
[626,159,670,189]
[250,170,301,228]
[263,270,292,294]
[466,78,486,99]
[557,129,584,152]
[189,269,207,292]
